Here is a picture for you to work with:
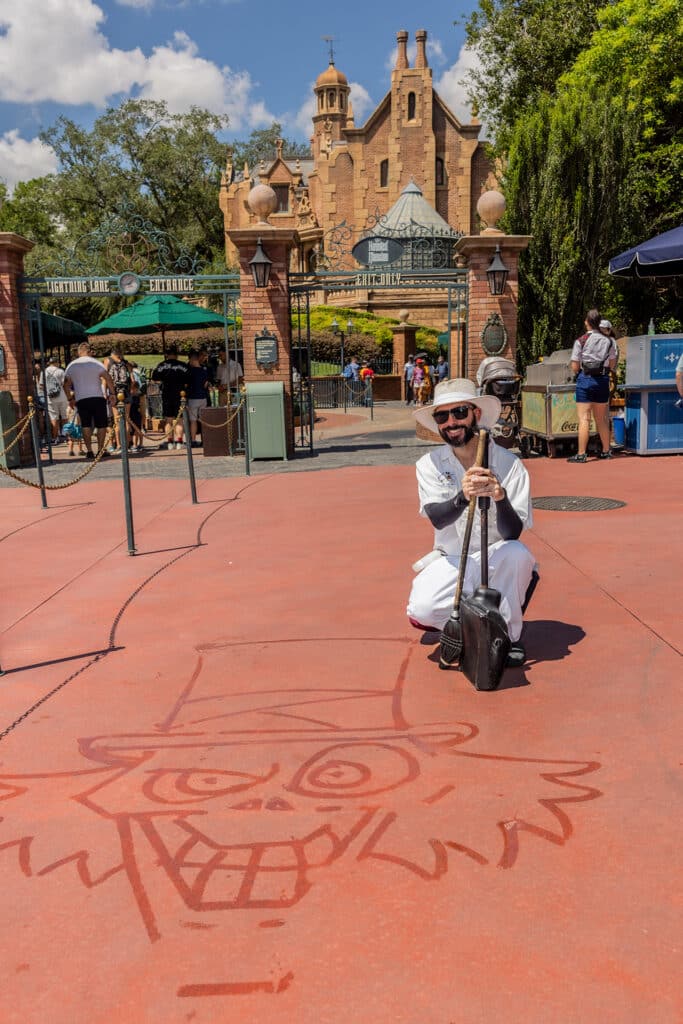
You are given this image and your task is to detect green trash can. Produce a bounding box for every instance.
[245,381,288,460]
[0,391,21,470]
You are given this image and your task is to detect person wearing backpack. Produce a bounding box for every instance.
[39,355,69,444]
[567,309,618,463]
[103,347,133,453]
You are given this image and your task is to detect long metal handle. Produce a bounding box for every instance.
[478,430,490,586]
[452,430,488,609]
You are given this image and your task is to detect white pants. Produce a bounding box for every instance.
[407,540,535,642]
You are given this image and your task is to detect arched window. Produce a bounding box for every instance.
[379,159,389,188]
[436,157,445,186]
[328,90,336,107]
[407,92,416,120]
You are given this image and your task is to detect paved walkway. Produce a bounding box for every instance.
[0,418,680,1023]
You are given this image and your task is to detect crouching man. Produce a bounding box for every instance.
[407,378,536,666]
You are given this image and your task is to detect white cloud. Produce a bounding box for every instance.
[136,31,273,128]
[291,89,317,139]
[436,45,486,131]
[348,82,373,125]
[0,0,273,128]
[0,0,146,105]
[0,130,58,191]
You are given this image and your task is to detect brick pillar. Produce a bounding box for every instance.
[0,232,35,464]
[392,321,418,400]
[455,233,531,381]
[228,227,299,457]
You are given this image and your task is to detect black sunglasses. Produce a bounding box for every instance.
[432,404,476,425]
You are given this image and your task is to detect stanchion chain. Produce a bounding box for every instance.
[0,408,35,455]
[0,425,116,490]
[1,408,31,439]
[199,396,245,430]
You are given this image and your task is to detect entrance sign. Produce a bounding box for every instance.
[351,236,404,267]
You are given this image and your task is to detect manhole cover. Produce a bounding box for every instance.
[532,496,626,512]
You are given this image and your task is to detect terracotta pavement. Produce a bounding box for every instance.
[0,450,680,1023]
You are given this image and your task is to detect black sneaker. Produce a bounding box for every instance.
[567,453,588,463]
[599,450,613,460]
[85,451,95,460]
[506,642,526,668]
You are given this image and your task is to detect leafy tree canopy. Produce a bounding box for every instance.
[464,0,682,362]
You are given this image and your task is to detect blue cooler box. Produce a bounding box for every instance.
[624,334,683,454]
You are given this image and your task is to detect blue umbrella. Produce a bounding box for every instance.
[609,224,683,278]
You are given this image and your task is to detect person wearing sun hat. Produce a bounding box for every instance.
[407,377,536,663]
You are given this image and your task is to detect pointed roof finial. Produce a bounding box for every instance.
[322,35,335,64]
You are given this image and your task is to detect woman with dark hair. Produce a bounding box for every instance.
[567,309,618,463]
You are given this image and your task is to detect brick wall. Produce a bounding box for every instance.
[0,234,35,464]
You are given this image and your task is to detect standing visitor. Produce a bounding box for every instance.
[64,342,116,460]
[404,355,415,405]
[567,309,618,463]
[152,345,189,450]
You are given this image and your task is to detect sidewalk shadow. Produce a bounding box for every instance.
[422,619,585,690]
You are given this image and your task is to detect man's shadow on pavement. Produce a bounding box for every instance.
[422,620,585,690]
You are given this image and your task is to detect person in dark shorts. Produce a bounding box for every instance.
[567,309,618,463]
[152,345,189,450]
[64,342,116,459]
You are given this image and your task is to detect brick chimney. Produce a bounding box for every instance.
[415,29,428,69]
[395,30,408,70]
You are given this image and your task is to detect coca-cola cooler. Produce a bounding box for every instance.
[624,334,683,454]
[520,349,598,458]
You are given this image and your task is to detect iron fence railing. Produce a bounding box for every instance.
[310,378,373,410]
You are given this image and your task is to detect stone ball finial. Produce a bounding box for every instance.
[248,183,278,225]
[477,189,506,234]
[398,309,410,323]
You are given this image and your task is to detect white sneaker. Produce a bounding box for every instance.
[175,442,183,450]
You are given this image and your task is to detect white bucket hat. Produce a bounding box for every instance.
[413,377,501,432]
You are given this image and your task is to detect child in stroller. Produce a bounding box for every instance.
[476,356,523,450]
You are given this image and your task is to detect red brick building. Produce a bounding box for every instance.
[219,27,494,321]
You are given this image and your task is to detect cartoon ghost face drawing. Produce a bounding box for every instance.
[77,728,463,915]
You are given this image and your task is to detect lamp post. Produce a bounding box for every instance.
[249,237,272,288]
[486,244,509,296]
[331,316,354,374]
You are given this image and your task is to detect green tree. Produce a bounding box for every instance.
[462,0,603,146]
[464,0,682,361]
[229,123,311,173]
[39,99,230,274]
[0,178,56,246]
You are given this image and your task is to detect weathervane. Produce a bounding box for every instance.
[321,35,336,64]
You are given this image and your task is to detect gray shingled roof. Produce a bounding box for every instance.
[367,180,457,237]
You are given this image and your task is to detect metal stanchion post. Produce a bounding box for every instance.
[27,397,48,509]
[243,394,251,476]
[369,383,374,420]
[180,391,198,504]
[117,393,136,555]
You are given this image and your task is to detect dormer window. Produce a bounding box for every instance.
[272,184,290,213]
[379,159,389,188]
[407,92,416,120]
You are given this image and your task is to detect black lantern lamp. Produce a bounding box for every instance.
[249,237,272,288]
[486,244,509,296]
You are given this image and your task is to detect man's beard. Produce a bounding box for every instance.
[439,422,477,448]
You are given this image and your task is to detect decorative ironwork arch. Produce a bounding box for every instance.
[32,200,206,278]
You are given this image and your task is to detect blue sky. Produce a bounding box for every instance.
[0,0,481,190]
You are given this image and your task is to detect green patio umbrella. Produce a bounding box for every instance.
[86,294,234,351]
